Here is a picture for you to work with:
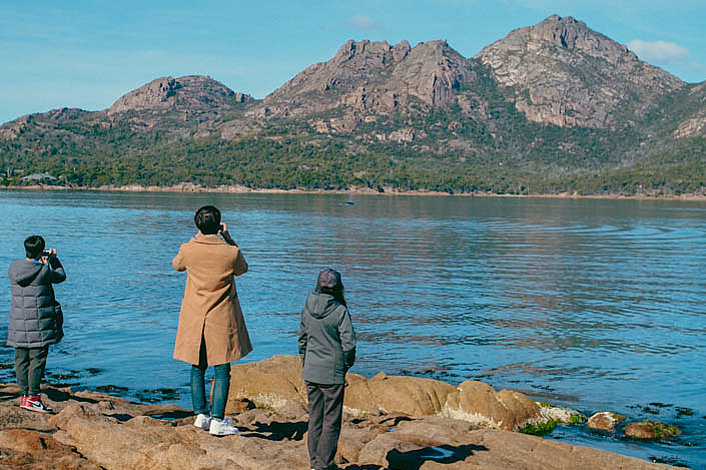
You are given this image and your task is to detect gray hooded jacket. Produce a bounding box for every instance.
[298,291,356,385]
[7,256,66,348]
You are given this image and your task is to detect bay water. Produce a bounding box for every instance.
[0,190,704,468]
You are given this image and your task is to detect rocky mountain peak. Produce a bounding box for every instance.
[530,15,594,49]
[108,77,180,115]
[261,38,474,126]
[528,15,636,62]
[267,40,415,101]
[107,75,245,117]
[475,15,684,129]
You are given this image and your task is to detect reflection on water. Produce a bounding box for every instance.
[0,190,704,468]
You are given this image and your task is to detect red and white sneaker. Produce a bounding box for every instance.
[18,395,27,408]
[20,395,53,413]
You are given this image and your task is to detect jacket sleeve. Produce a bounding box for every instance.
[172,246,186,272]
[233,249,248,276]
[297,311,308,365]
[338,307,356,370]
[47,256,66,284]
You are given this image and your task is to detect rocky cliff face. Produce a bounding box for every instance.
[261,39,476,119]
[475,15,685,129]
[672,82,706,138]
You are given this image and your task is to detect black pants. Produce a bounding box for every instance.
[15,346,49,396]
[306,382,345,470]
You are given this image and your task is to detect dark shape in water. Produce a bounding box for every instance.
[649,456,689,468]
[96,385,129,393]
[48,382,81,389]
[675,407,694,418]
[638,405,661,415]
[50,373,81,381]
[137,387,179,403]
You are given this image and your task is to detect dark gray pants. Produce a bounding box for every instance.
[15,346,49,396]
[306,382,345,470]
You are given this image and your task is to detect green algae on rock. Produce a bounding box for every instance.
[625,421,682,440]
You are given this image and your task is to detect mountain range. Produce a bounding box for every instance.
[1,15,704,195]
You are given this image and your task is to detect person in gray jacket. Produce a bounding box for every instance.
[298,268,356,470]
[7,235,66,413]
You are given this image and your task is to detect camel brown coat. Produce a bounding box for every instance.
[172,233,252,366]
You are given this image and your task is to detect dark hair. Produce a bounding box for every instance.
[316,268,347,307]
[194,205,221,235]
[24,235,45,259]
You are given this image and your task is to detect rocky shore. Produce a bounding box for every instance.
[0,356,682,469]
[2,184,706,201]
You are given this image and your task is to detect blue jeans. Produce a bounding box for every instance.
[191,336,231,419]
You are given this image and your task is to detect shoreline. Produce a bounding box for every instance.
[2,183,706,202]
[0,355,694,469]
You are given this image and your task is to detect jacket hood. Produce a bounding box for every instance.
[305,291,340,319]
[10,260,44,287]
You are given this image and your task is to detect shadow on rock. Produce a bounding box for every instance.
[43,388,73,403]
[241,420,308,441]
[44,388,99,405]
[386,443,487,470]
[377,415,414,427]
[105,413,135,422]
[145,409,194,421]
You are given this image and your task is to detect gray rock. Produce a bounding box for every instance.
[587,411,626,431]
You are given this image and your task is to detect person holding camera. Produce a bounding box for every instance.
[7,235,66,413]
[172,205,251,436]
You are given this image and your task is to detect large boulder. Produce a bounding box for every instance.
[341,372,376,413]
[360,372,457,416]
[228,356,543,431]
[444,381,542,430]
[587,411,626,432]
[624,421,681,440]
[228,356,457,417]
[227,355,308,412]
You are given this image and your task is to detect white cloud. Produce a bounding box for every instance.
[628,39,689,63]
[348,14,377,31]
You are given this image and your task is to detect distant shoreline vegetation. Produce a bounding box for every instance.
[2,183,705,201]
[1,135,705,199]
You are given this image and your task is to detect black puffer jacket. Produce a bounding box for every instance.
[7,256,66,348]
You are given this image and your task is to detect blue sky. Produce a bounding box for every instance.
[1,0,704,124]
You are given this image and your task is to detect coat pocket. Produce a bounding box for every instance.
[54,301,64,341]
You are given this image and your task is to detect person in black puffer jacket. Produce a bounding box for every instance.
[7,235,66,413]
[298,268,356,470]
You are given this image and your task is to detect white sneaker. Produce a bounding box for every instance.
[193,413,211,430]
[209,417,239,436]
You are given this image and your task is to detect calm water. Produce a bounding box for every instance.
[0,190,704,468]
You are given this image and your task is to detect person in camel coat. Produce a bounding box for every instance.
[172,205,251,436]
